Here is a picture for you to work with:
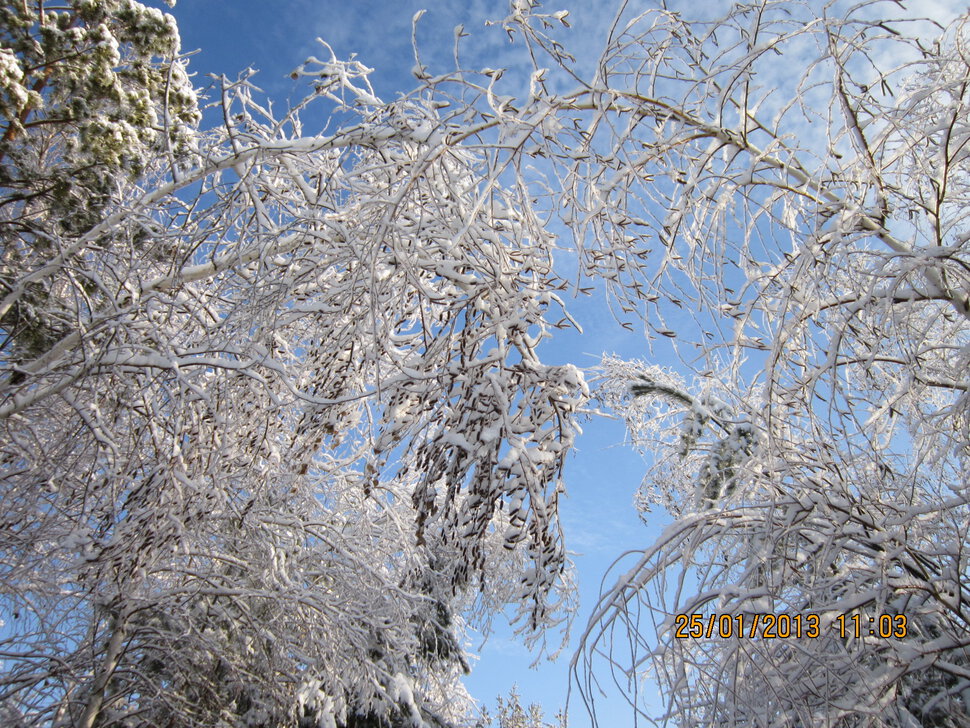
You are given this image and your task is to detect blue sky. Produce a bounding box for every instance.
[167,1,668,724]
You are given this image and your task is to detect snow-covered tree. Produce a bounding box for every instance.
[476,686,567,728]
[0,0,199,363]
[477,1,970,724]
[0,5,585,727]
[6,0,969,725]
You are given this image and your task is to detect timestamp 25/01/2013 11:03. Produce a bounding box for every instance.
[673,612,909,640]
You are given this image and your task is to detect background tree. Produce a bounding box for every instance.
[0,0,199,363]
[476,686,567,728]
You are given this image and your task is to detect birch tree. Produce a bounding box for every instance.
[472,1,970,724]
[0,3,585,726]
[5,0,969,725]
